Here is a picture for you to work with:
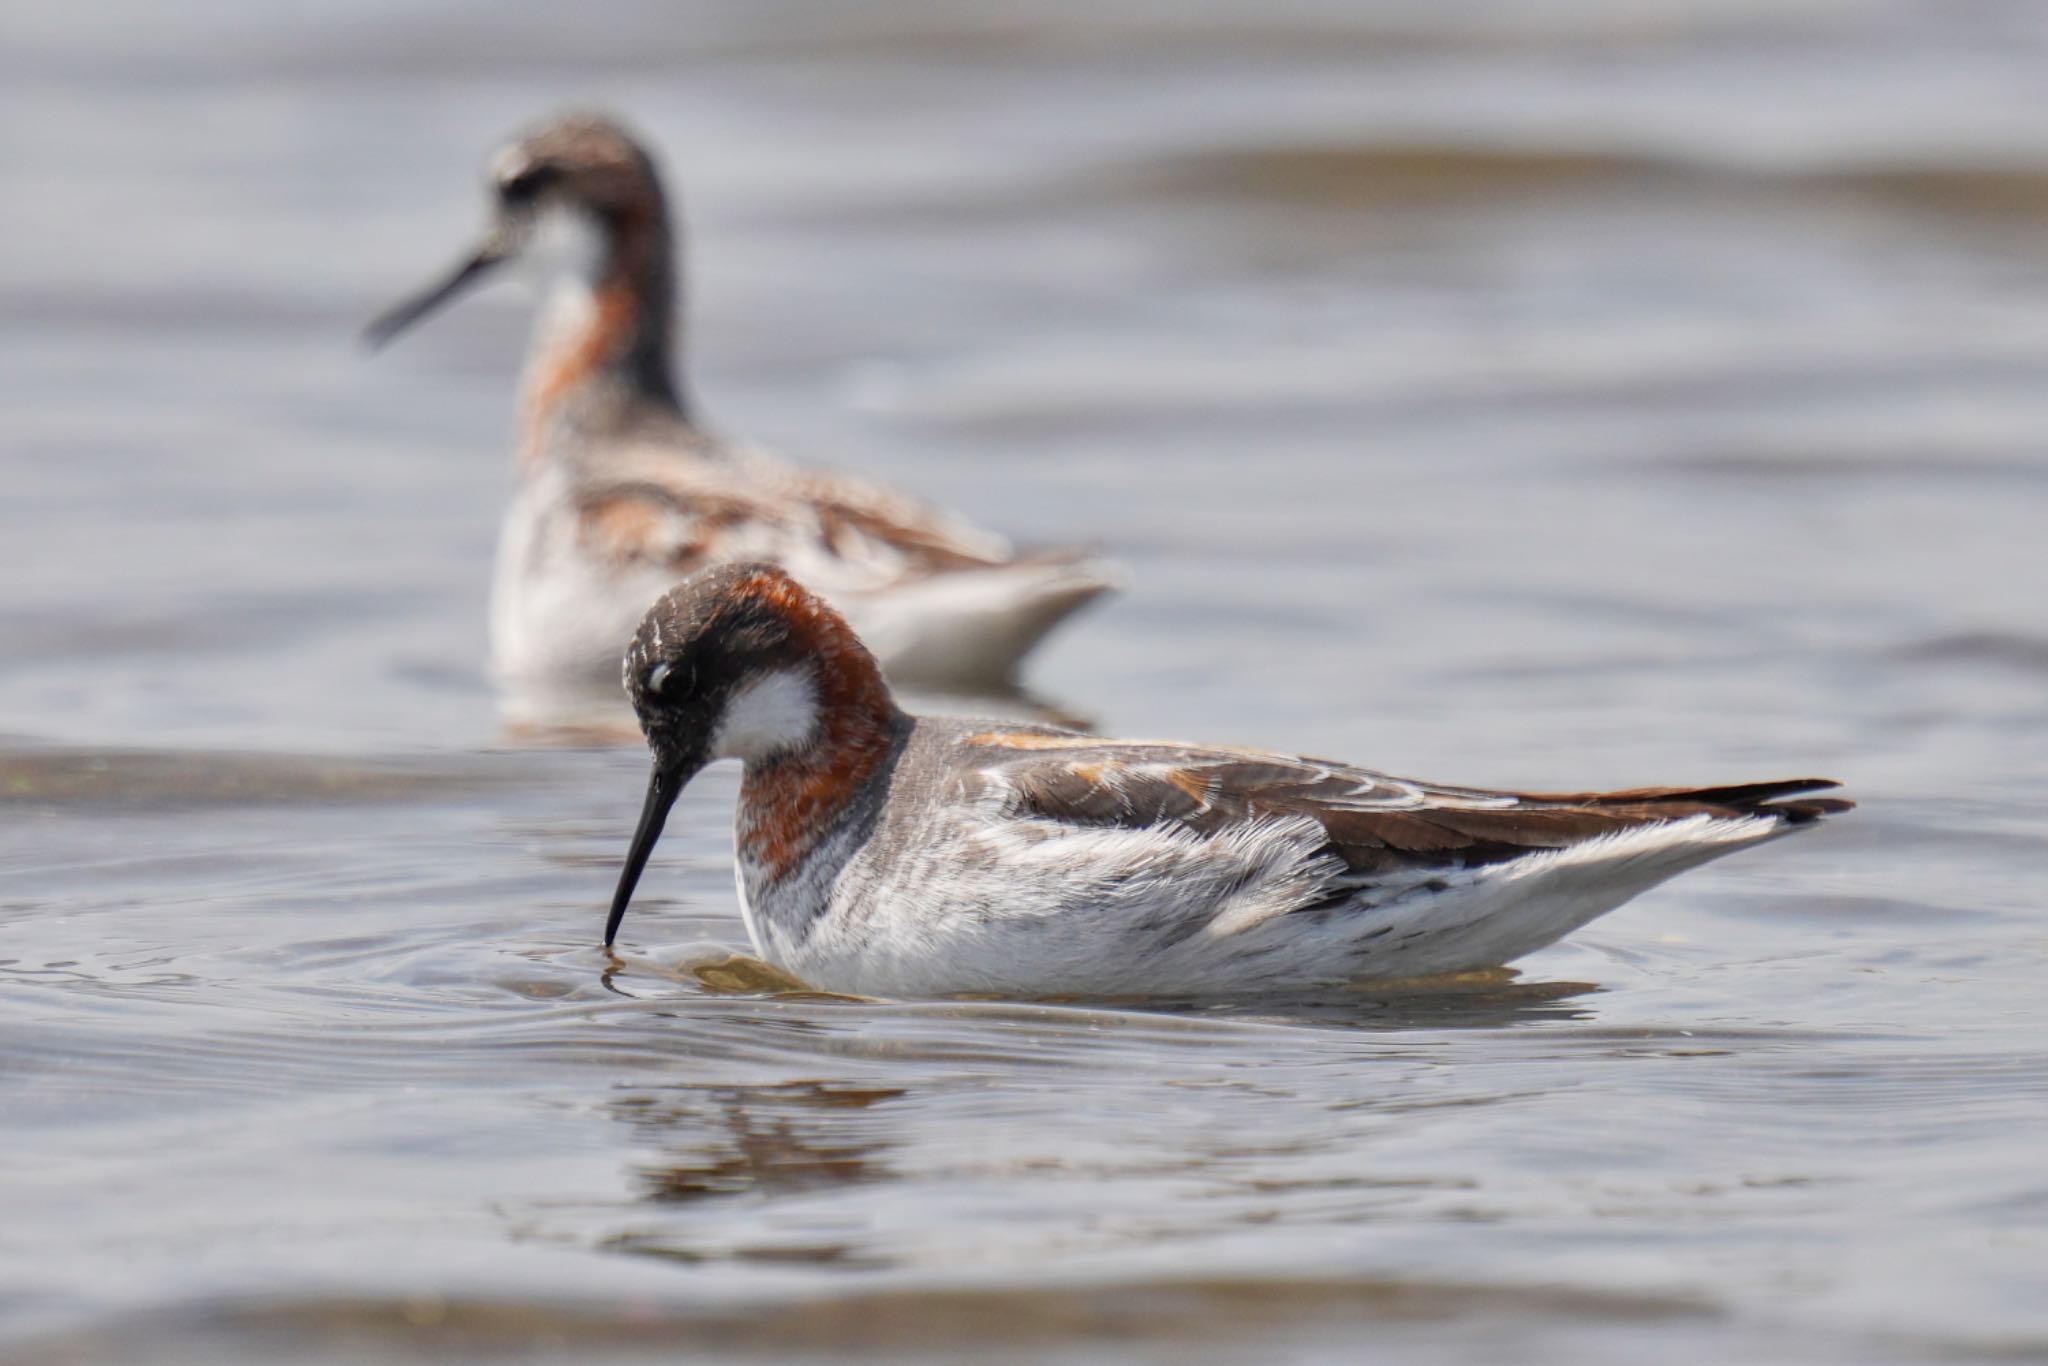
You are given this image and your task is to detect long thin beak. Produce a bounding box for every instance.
[605,762,686,947]
[362,238,510,350]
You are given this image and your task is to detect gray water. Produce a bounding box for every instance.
[4,2,2046,1361]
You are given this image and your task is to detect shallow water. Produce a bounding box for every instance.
[3,2,2047,1362]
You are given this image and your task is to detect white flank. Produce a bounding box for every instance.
[1353,813,1794,979]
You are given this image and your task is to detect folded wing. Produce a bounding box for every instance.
[965,732,1851,881]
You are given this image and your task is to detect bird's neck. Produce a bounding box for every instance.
[518,216,689,471]
[736,646,905,888]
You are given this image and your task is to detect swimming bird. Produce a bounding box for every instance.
[604,563,1853,999]
[366,112,1115,726]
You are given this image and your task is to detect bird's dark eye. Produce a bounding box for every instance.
[498,163,561,204]
[645,661,693,697]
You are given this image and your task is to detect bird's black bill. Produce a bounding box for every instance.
[362,245,506,350]
[605,763,685,947]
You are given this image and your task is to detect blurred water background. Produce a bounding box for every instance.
[3,2,2046,1361]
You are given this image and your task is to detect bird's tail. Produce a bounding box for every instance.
[1577,778,1855,826]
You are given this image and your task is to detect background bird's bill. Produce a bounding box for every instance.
[361,233,512,349]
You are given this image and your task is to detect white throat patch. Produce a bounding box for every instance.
[518,204,609,350]
[520,202,607,289]
[712,669,820,762]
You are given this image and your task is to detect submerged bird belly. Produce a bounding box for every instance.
[735,815,1352,998]
[726,807,1797,999]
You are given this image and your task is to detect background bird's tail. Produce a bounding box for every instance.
[845,551,1120,690]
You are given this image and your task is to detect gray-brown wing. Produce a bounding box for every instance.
[785,468,1014,572]
[571,468,1013,581]
[962,732,1849,879]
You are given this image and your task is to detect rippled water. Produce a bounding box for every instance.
[4,2,2047,1362]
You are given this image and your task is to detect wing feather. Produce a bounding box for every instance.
[967,734,1849,882]
[570,461,1025,584]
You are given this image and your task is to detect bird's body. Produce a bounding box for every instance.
[607,564,1852,1000]
[369,113,1113,725]
[486,425,1109,721]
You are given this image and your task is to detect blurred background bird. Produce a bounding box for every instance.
[367,112,1117,734]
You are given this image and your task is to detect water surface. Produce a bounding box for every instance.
[3,2,2046,1361]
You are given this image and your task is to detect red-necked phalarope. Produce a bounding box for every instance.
[603,563,1853,1000]
[366,112,1115,727]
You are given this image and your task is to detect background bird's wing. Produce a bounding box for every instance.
[783,467,1017,570]
[570,456,1029,584]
